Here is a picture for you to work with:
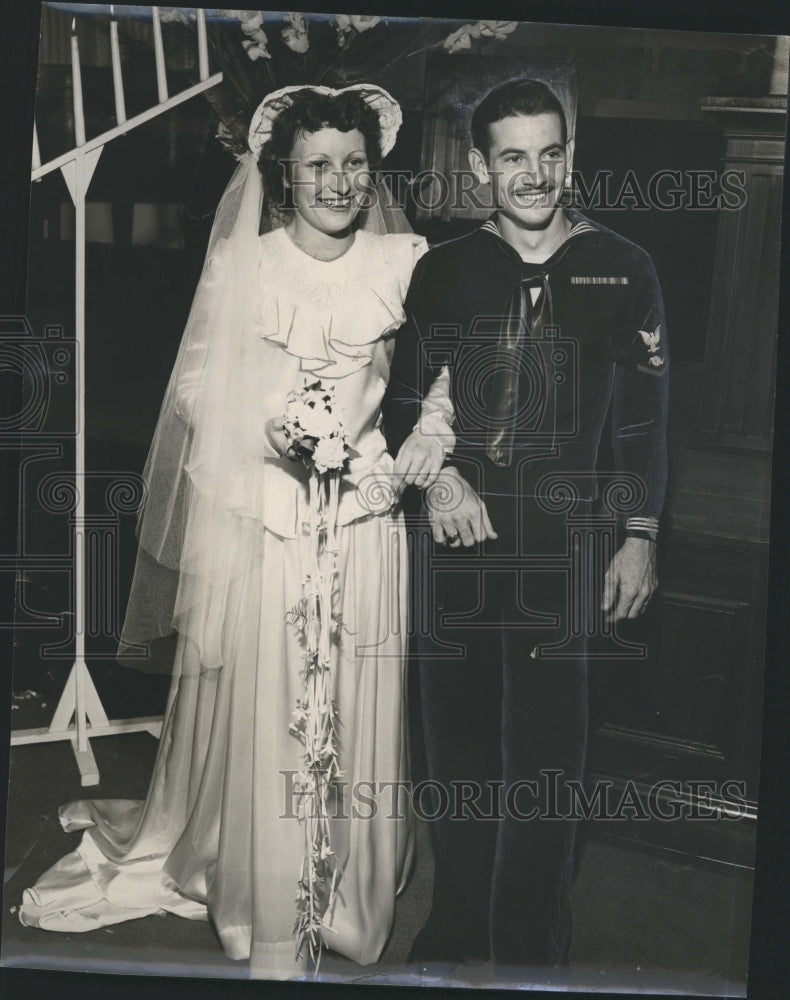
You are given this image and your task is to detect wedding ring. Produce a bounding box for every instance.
[445,532,460,544]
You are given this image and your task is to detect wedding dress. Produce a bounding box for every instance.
[19,154,453,981]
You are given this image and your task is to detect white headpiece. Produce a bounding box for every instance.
[248,84,402,159]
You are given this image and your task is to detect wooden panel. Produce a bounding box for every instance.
[591,593,751,765]
[742,171,782,438]
[698,102,785,447]
[587,536,767,866]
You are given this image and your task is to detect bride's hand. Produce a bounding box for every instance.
[393,430,444,491]
[265,418,289,457]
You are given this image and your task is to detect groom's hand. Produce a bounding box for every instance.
[393,431,445,490]
[426,466,498,547]
[602,536,657,621]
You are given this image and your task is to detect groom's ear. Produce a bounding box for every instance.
[468,146,490,185]
[565,135,576,175]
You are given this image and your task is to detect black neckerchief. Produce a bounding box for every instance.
[478,211,597,467]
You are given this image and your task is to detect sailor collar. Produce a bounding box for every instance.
[478,210,598,274]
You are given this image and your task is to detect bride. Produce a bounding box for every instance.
[19,84,453,980]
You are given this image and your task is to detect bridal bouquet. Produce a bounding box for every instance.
[283,379,349,476]
[283,379,349,966]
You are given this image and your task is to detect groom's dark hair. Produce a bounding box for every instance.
[471,79,567,160]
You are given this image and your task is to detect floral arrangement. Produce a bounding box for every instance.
[147,10,520,156]
[441,19,518,54]
[283,379,350,476]
[282,379,349,966]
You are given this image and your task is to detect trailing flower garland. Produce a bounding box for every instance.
[283,378,350,968]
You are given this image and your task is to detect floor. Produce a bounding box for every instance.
[2,709,753,996]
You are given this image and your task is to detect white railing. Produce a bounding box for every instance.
[14,7,223,786]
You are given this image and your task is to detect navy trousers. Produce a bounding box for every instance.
[414,498,590,969]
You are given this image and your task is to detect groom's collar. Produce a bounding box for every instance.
[479,209,599,260]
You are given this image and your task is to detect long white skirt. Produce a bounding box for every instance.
[19,511,414,980]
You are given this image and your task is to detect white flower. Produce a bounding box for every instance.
[286,398,319,437]
[442,23,480,53]
[349,15,381,32]
[282,12,309,53]
[284,380,346,452]
[478,20,518,40]
[333,13,352,47]
[235,11,270,58]
[442,20,516,53]
[308,405,340,438]
[242,37,271,60]
[312,434,348,473]
[240,12,264,34]
[282,29,309,53]
[333,13,380,46]
[286,401,334,440]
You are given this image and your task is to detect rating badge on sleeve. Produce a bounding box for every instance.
[639,325,665,370]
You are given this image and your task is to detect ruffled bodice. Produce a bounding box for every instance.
[260,227,425,379]
[180,228,428,538]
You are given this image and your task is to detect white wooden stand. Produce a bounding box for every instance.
[11,11,222,786]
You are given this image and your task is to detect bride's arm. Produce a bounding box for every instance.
[393,365,455,490]
[384,247,455,491]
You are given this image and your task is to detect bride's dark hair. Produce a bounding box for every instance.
[257,89,382,209]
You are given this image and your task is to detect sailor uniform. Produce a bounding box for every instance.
[383,211,669,971]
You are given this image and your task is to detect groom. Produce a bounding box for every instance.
[384,78,669,977]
